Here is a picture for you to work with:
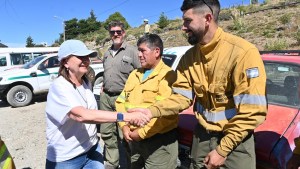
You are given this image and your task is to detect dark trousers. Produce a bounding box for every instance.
[190,124,256,169]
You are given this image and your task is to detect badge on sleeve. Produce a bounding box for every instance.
[246,67,259,78]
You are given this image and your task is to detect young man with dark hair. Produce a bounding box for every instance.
[129,0,267,168]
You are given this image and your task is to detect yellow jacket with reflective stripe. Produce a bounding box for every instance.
[0,137,16,169]
[148,28,267,157]
[116,59,178,139]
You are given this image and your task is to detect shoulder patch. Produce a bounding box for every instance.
[246,67,259,78]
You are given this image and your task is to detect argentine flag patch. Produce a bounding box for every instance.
[246,67,259,78]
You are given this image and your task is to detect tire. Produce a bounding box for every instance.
[7,85,33,107]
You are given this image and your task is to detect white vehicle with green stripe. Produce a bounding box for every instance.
[0,53,104,107]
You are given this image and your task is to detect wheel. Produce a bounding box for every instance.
[7,85,33,107]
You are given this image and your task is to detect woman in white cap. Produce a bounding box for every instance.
[45,39,149,169]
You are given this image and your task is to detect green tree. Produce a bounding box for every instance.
[65,18,79,39]
[86,10,101,32]
[157,12,169,29]
[26,36,35,47]
[103,12,130,30]
[78,19,89,35]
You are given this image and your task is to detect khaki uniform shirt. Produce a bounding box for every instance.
[148,28,267,157]
[103,41,140,93]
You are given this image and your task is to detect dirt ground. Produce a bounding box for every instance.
[0,95,48,169]
[0,95,110,169]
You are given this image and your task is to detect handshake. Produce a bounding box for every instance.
[123,108,153,127]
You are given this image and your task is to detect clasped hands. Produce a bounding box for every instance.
[126,108,153,127]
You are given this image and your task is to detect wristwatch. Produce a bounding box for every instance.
[117,113,124,122]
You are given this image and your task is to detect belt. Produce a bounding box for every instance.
[103,89,121,97]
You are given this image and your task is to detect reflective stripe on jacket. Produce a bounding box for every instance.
[0,138,16,169]
[148,27,267,157]
[116,59,178,139]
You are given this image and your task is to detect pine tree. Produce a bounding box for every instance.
[26,36,35,47]
[157,12,169,29]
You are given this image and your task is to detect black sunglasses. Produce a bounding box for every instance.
[109,30,123,35]
[194,0,213,14]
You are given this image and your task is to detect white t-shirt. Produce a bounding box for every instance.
[45,76,98,162]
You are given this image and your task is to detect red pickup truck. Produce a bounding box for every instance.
[176,50,300,169]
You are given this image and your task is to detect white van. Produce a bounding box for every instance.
[0,47,59,72]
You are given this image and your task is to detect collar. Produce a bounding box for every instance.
[109,41,128,51]
[135,59,165,83]
[198,27,223,61]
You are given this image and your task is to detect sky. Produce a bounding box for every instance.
[0,0,263,47]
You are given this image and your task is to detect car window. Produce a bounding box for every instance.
[0,56,7,67]
[43,56,59,68]
[23,56,46,69]
[162,54,177,67]
[265,62,300,107]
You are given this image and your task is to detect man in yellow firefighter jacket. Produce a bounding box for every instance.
[128,0,267,169]
[115,34,178,169]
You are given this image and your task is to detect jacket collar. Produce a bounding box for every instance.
[198,27,223,61]
[135,59,165,83]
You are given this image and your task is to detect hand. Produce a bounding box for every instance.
[287,153,300,169]
[129,129,142,141]
[204,149,226,169]
[127,108,153,126]
[124,111,150,127]
[122,125,132,142]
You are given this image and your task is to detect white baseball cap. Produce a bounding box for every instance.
[58,39,97,61]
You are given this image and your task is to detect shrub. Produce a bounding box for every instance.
[264,39,289,50]
[279,14,292,25]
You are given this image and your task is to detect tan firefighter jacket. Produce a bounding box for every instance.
[148,27,267,157]
[116,60,178,139]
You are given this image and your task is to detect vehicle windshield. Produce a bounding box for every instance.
[22,56,46,69]
[162,54,177,67]
[265,61,300,107]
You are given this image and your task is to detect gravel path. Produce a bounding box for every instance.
[0,95,47,169]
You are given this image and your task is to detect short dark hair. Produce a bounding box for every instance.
[181,0,220,22]
[108,21,125,31]
[137,34,163,56]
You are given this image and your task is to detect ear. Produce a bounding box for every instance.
[64,62,69,69]
[204,13,213,25]
[154,47,161,59]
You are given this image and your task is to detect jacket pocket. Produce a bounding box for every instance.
[120,55,134,74]
[208,84,228,104]
[142,84,158,103]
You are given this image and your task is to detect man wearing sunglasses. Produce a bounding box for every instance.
[100,20,140,169]
[128,0,267,169]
